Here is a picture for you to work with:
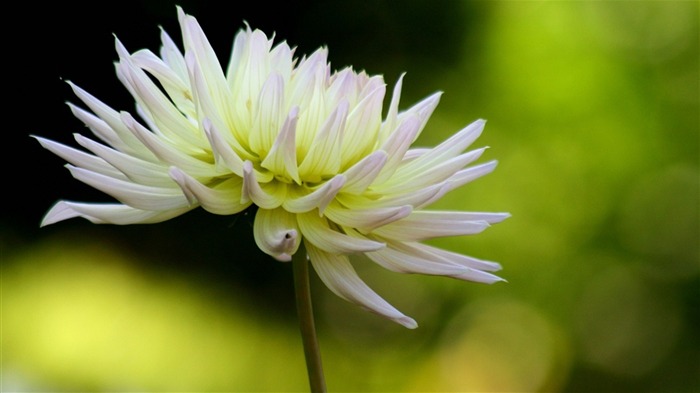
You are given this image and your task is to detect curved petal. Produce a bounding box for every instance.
[74,134,174,187]
[403,242,503,273]
[202,118,246,177]
[241,161,286,209]
[372,115,421,185]
[389,147,487,188]
[341,81,385,165]
[298,100,347,182]
[297,211,384,254]
[66,165,188,211]
[115,38,205,151]
[260,106,301,184]
[445,161,499,192]
[184,50,253,161]
[283,175,345,214]
[68,82,155,160]
[120,112,216,179]
[340,150,387,195]
[168,167,249,215]
[130,48,196,119]
[254,207,301,262]
[323,201,412,232]
[377,73,405,146]
[33,136,126,180]
[41,201,193,226]
[374,150,489,195]
[337,181,450,210]
[365,239,505,284]
[249,73,286,157]
[178,8,235,130]
[398,119,485,175]
[371,211,491,241]
[306,241,417,329]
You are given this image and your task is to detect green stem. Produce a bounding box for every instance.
[292,244,327,393]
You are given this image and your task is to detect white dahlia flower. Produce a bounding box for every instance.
[36,8,508,329]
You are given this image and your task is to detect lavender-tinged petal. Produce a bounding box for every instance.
[260,106,301,184]
[297,211,384,254]
[66,165,188,211]
[241,161,286,209]
[73,134,174,187]
[41,201,193,227]
[33,136,126,179]
[283,175,345,214]
[169,167,249,215]
[253,207,301,262]
[324,201,412,232]
[306,242,417,329]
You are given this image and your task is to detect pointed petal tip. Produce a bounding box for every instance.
[40,201,77,227]
[398,316,418,329]
[469,271,507,285]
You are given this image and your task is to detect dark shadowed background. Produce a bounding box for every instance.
[3,1,698,391]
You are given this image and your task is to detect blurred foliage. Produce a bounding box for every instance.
[3,0,699,392]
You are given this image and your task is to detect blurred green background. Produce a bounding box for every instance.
[3,0,698,391]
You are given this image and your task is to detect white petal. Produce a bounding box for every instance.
[340,150,388,194]
[454,212,511,224]
[445,161,499,192]
[159,27,189,86]
[241,161,286,209]
[390,146,487,188]
[297,211,384,254]
[184,45,251,159]
[377,73,405,146]
[130,48,196,119]
[371,211,491,241]
[298,100,348,182]
[269,40,293,82]
[397,91,442,144]
[324,201,412,232]
[402,148,430,161]
[338,181,449,210]
[67,103,125,153]
[326,68,359,108]
[373,241,504,283]
[306,242,417,329]
[375,150,488,195]
[68,82,153,159]
[260,106,301,184]
[364,242,470,276]
[66,165,188,211]
[33,136,126,179]
[254,207,301,262]
[73,134,174,187]
[372,115,421,185]
[41,201,192,227]
[168,167,249,215]
[292,55,328,157]
[120,112,216,179]
[178,8,233,126]
[341,82,385,164]
[115,38,205,151]
[226,27,274,124]
[404,119,485,171]
[202,118,246,177]
[283,175,345,214]
[407,242,503,272]
[249,73,286,157]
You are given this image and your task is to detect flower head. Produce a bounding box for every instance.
[37,8,508,328]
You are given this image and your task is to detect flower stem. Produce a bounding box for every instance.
[292,244,327,393]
